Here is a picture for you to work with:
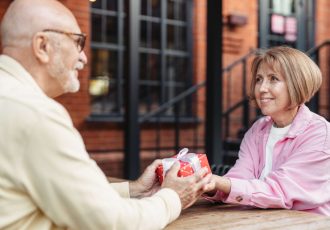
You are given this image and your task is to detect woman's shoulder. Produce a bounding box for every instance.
[298,112,330,152]
[249,116,271,132]
[308,112,330,132]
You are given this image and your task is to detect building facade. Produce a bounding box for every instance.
[1,0,330,178]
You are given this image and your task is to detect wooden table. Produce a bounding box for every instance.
[165,199,330,230]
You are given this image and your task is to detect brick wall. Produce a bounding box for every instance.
[0,0,11,50]
[316,0,330,119]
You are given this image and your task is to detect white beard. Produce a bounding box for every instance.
[65,68,80,93]
[49,53,83,93]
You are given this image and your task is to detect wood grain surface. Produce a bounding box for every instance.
[165,199,330,230]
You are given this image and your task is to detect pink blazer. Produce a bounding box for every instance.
[215,105,330,216]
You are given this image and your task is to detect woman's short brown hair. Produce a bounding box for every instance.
[250,46,322,108]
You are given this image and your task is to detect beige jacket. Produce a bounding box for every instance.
[0,55,181,230]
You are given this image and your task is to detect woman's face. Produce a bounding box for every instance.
[254,63,297,127]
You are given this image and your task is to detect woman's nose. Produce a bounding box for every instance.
[259,80,269,92]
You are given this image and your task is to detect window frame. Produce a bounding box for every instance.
[89,0,194,122]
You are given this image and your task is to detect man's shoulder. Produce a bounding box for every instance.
[0,85,69,126]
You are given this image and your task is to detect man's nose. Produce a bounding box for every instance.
[79,51,88,65]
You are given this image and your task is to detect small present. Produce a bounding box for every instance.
[156,148,212,184]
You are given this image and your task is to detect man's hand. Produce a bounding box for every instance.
[161,162,212,209]
[129,159,162,198]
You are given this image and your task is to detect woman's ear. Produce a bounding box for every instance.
[32,32,51,63]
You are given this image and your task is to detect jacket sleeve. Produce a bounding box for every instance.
[224,120,330,210]
[212,120,263,201]
[19,105,181,230]
[110,182,130,198]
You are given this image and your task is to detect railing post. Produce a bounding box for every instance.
[242,60,249,129]
[307,50,320,113]
[206,0,223,165]
[124,0,140,180]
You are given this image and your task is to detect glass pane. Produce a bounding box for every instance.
[140,21,160,48]
[271,0,294,15]
[151,0,161,17]
[149,54,160,82]
[167,25,174,49]
[107,0,118,11]
[107,50,120,114]
[139,54,160,81]
[92,14,102,42]
[167,25,187,50]
[106,16,118,43]
[166,56,188,83]
[139,54,160,114]
[167,0,186,20]
[177,26,186,50]
[164,56,189,116]
[140,21,148,47]
[90,49,119,114]
[151,22,160,48]
[90,0,102,9]
[139,85,161,114]
[141,0,148,15]
[140,53,148,81]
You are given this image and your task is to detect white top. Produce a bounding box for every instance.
[259,123,291,180]
[0,55,181,230]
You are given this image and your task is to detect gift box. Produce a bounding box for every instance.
[156,148,212,184]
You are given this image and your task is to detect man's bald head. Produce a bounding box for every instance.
[0,0,79,48]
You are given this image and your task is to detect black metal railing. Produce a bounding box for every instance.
[139,49,257,162]
[306,40,330,116]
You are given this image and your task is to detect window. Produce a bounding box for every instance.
[268,0,297,47]
[259,0,315,50]
[90,0,125,116]
[89,0,193,119]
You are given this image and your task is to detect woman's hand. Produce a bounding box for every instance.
[208,174,231,195]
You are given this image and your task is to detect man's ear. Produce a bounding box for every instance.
[32,32,51,63]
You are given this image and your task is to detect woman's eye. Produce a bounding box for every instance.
[256,77,262,82]
[270,75,278,81]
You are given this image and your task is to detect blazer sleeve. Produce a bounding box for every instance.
[19,105,181,230]
[213,120,263,201]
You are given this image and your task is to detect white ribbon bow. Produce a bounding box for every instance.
[162,148,202,178]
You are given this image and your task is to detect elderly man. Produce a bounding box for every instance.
[0,0,212,229]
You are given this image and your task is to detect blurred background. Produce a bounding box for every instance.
[1,0,329,179]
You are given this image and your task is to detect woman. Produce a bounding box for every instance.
[207,46,330,216]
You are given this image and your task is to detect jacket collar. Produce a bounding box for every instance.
[261,104,313,138]
[0,54,46,96]
[287,104,312,137]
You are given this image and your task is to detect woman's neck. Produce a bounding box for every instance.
[273,106,299,128]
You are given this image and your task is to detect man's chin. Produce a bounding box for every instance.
[69,85,80,93]
[66,81,80,93]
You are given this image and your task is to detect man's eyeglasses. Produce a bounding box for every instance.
[42,29,86,52]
